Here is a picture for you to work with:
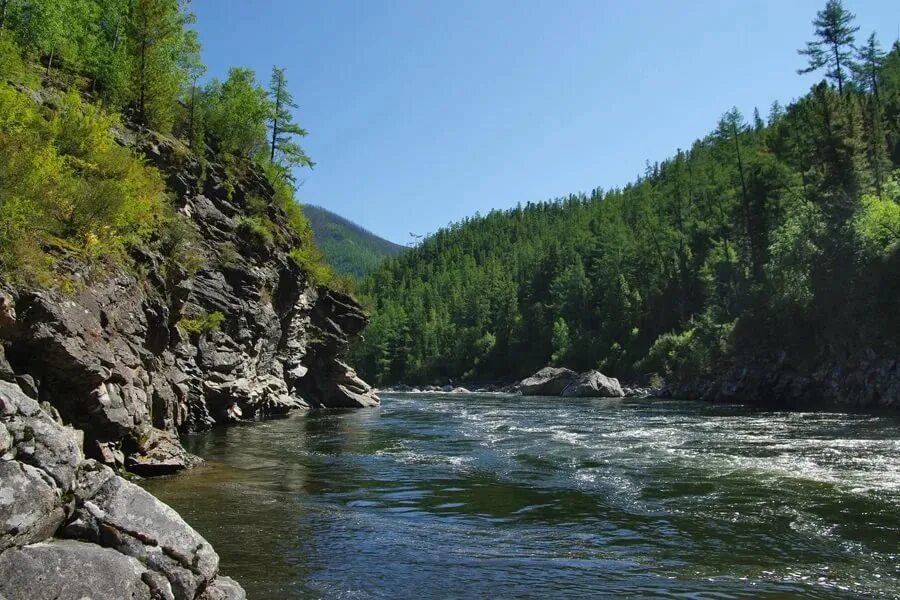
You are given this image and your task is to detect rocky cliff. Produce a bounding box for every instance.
[0,126,378,476]
[0,113,378,597]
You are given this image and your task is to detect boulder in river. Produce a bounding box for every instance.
[561,370,625,398]
[519,367,578,396]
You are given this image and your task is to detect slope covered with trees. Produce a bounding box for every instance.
[303,205,406,279]
[354,1,900,390]
[0,0,347,289]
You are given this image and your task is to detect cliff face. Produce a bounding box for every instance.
[0,125,378,477]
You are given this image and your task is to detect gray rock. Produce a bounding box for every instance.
[562,370,625,398]
[4,414,82,490]
[200,576,248,600]
[125,428,198,476]
[0,380,41,418]
[0,461,66,553]
[14,374,38,399]
[0,540,169,600]
[519,367,578,396]
[65,475,219,599]
[0,345,14,382]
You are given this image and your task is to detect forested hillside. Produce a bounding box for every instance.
[303,205,405,278]
[354,1,900,388]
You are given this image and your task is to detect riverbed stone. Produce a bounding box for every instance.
[562,370,625,398]
[519,367,578,396]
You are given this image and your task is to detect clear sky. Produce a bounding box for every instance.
[192,0,898,245]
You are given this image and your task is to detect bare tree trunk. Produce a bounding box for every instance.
[188,82,196,148]
[833,41,843,95]
[731,121,761,284]
[270,78,281,162]
[139,9,148,125]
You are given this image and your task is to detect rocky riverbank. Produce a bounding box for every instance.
[380,367,656,399]
[660,349,900,410]
[0,380,244,599]
[0,93,378,598]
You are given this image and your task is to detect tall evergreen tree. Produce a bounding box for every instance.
[797,0,859,95]
[130,0,193,130]
[268,66,313,177]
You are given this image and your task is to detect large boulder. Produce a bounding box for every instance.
[0,380,245,600]
[0,380,80,553]
[0,540,170,600]
[561,370,625,398]
[519,367,578,396]
[63,472,219,599]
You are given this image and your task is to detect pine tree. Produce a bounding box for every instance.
[797,0,859,95]
[268,66,313,177]
[130,0,192,130]
[853,32,886,97]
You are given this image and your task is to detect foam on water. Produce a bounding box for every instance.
[144,392,900,600]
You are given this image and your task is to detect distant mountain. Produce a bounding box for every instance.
[303,205,406,278]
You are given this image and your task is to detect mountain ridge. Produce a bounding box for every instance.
[303,204,407,278]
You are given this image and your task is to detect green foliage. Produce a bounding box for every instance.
[0,35,24,79]
[0,82,165,283]
[236,215,275,247]
[797,0,859,94]
[288,246,352,293]
[268,66,312,172]
[637,317,734,383]
[157,210,206,279]
[178,311,224,335]
[202,67,270,157]
[550,318,570,367]
[855,186,900,256]
[129,0,196,131]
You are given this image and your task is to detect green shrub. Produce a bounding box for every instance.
[0,37,24,81]
[289,245,353,293]
[178,311,225,335]
[855,187,900,257]
[236,215,275,247]
[157,213,206,279]
[637,316,734,383]
[0,83,166,283]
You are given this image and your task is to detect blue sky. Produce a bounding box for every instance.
[192,0,898,245]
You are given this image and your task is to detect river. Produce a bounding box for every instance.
[142,393,900,599]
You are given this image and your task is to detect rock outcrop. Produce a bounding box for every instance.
[561,370,625,398]
[519,367,627,398]
[0,380,245,599]
[0,129,378,477]
[519,367,579,396]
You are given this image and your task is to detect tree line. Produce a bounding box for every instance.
[353,0,900,387]
[0,0,350,289]
[0,0,311,184]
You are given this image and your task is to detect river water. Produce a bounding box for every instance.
[142,393,900,599]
